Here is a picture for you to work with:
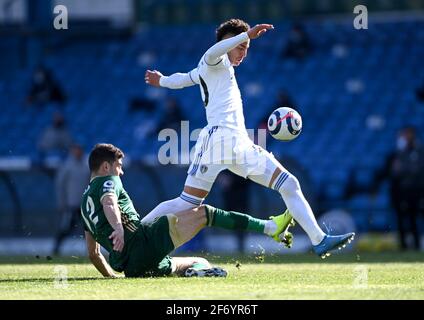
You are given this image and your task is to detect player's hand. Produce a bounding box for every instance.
[145,69,163,87]
[109,227,124,252]
[247,24,274,39]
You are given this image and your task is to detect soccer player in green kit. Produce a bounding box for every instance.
[81,143,294,278]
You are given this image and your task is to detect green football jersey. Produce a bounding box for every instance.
[80,175,141,271]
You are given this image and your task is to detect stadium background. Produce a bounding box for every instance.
[0,0,423,256]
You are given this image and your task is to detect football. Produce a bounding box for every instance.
[267,107,302,141]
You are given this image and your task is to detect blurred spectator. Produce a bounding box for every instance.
[156,97,185,134]
[217,172,250,253]
[131,97,159,141]
[416,80,424,102]
[37,111,73,161]
[26,66,66,107]
[133,97,185,142]
[129,97,157,112]
[53,144,89,255]
[282,23,312,60]
[371,126,424,250]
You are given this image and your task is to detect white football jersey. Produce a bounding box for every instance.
[189,54,246,132]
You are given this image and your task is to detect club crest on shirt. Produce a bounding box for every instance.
[200,165,208,174]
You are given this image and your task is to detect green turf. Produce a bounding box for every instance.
[1,252,424,299]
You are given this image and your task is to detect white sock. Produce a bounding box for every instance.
[141,192,204,223]
[274,172,326,245]
[264,220,277,236]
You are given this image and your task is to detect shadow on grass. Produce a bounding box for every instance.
[189,251,424,265]
[0,256,91,265]
[1,252,423,266]
[0,277,111,284]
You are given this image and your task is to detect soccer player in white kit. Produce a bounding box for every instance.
[144,19,354,258]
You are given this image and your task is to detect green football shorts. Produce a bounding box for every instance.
[124,215,175,277]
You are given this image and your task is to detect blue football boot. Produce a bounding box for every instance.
[313,232,355,259]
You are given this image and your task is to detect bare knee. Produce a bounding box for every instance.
[189,206,208,226]
[173,207,207,230]
[197,204,217,227]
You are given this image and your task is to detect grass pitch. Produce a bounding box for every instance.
[1,252,423,300]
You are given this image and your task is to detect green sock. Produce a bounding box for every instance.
[204,205,265,233]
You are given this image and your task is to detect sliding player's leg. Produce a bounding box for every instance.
[126,200,296,278]
[156,207,222,277]
[166,204,295,277]
[168,205,294,251]
[124,212,216,278]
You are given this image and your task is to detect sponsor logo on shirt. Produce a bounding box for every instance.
[103,180,115,192]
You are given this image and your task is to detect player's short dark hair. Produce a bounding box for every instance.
[216,18,250,42]
[88,143,124,172]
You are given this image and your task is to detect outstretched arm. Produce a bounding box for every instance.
[204,23,274,65]
[145,68,198,89]
[85,231,119,278]
[144,24,273,87]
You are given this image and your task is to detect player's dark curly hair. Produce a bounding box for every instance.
[89,143,124,172]
[216,18,250,42]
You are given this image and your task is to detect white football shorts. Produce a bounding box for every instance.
[185,126,283,191]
